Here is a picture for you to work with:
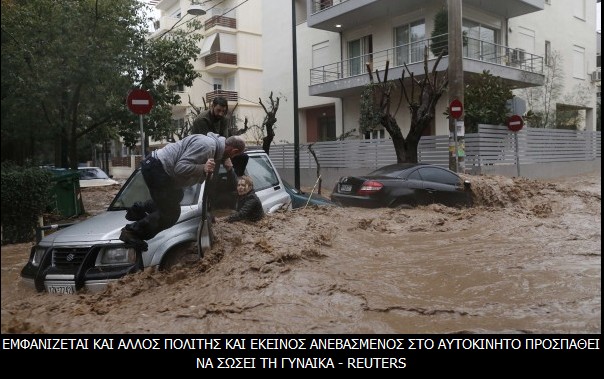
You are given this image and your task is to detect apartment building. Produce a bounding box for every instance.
[264,0,599,145]
[151,0,265,143]
[509,0,599,130]
[148,0,598,147]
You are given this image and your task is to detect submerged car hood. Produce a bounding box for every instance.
[42,211,128,244]
[41,207,201,245]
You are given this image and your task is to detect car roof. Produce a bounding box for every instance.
[244,149,267,155]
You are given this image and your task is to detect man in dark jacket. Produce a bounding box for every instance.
[120,133,246,250]
[226,175,264,223]
[192,96,229,137]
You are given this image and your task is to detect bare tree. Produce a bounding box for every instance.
[360,48,448,163]
[521,51,565,128]
[259,92,280,154]
[307,143,322,194]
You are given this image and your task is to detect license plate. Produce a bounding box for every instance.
[46,284,76,294]
[340,184,352,192]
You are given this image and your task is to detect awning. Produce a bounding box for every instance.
[200,33,217,58]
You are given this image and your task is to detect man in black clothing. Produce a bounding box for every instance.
[192,96,229,136]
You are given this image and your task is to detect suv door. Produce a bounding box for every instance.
[245,152,292,213]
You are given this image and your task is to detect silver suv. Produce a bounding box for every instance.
[21,150,291,294]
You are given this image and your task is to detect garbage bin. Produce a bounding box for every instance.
[50,171,85,217]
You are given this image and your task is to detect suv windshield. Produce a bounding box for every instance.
[108,151,284,212]
[109,170,201,210]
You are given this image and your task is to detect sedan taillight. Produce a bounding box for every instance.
[357,180,383,195]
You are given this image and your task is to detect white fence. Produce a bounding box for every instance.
[268,125,601,186]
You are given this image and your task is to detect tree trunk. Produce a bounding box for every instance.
[404,139,419,163]
[382,114,407,163]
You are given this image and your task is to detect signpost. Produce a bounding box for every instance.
[127,89,154,156]
[449,99,463,119]
[507,114,524,132]
[449,99,464,172]
[507,114,524,177]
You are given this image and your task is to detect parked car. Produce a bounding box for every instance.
[77,167,119,188]
[330,163,472,209]
[21,150,292,294]
[282,179,336,209]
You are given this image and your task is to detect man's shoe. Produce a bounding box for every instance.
[119,228,148,251]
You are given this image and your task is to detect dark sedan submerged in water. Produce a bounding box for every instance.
[330,163,472,208]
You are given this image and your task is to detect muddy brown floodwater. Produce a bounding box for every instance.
[1,171,600,334]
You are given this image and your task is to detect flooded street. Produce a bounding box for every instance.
[1,171,600,334]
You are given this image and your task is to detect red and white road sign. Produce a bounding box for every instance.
[127,89,154,115]
[449,99,463,119]
[507,114,524,132]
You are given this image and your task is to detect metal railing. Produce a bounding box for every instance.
[268,127,600,171]
[310,0,349,14]
[310,34,543,85]
[206,90,238,103]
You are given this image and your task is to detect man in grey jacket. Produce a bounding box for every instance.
[119,133,245,250]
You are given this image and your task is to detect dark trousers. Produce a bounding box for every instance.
[125,156,183,241]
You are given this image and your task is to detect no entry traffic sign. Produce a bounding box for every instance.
[127,89,154,115]
[449,99,463,119]
[507,114,524,132]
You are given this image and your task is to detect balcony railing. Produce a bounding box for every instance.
[310,34,544,85]
[311,0,349,14]
[204,52,237,66]
[206,90,238,103]
[204,16,236,30]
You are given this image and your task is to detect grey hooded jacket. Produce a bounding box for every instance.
[154,132,225,188]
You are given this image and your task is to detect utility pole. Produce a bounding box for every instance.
[292,0,300,189]
[448,0,464,173]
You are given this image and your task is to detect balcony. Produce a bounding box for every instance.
[204,15,237,31]
[204,52,238,74]
[308,0,544,33]
[206,90,238,104]
[309,34,544,98]
[149,15,181,38]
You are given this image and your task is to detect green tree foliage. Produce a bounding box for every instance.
[1,0,202,167]
[1,162,54,244]
[430,8,448,57]
[462,70,514,133]
[359,82,387,133]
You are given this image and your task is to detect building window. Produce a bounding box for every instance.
[572,45,586,79]
[348,35,372,76]
[213,78,223,91]
[545,40,551,66]
[573,0,586,20]
[312,41,330,68]
[394,20,426,66]
[463,19,499,63]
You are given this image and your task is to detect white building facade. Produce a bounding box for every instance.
[152,0,265,143]
[264,0,600,145]
[509,0,599,130]
[151,0,599,146]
